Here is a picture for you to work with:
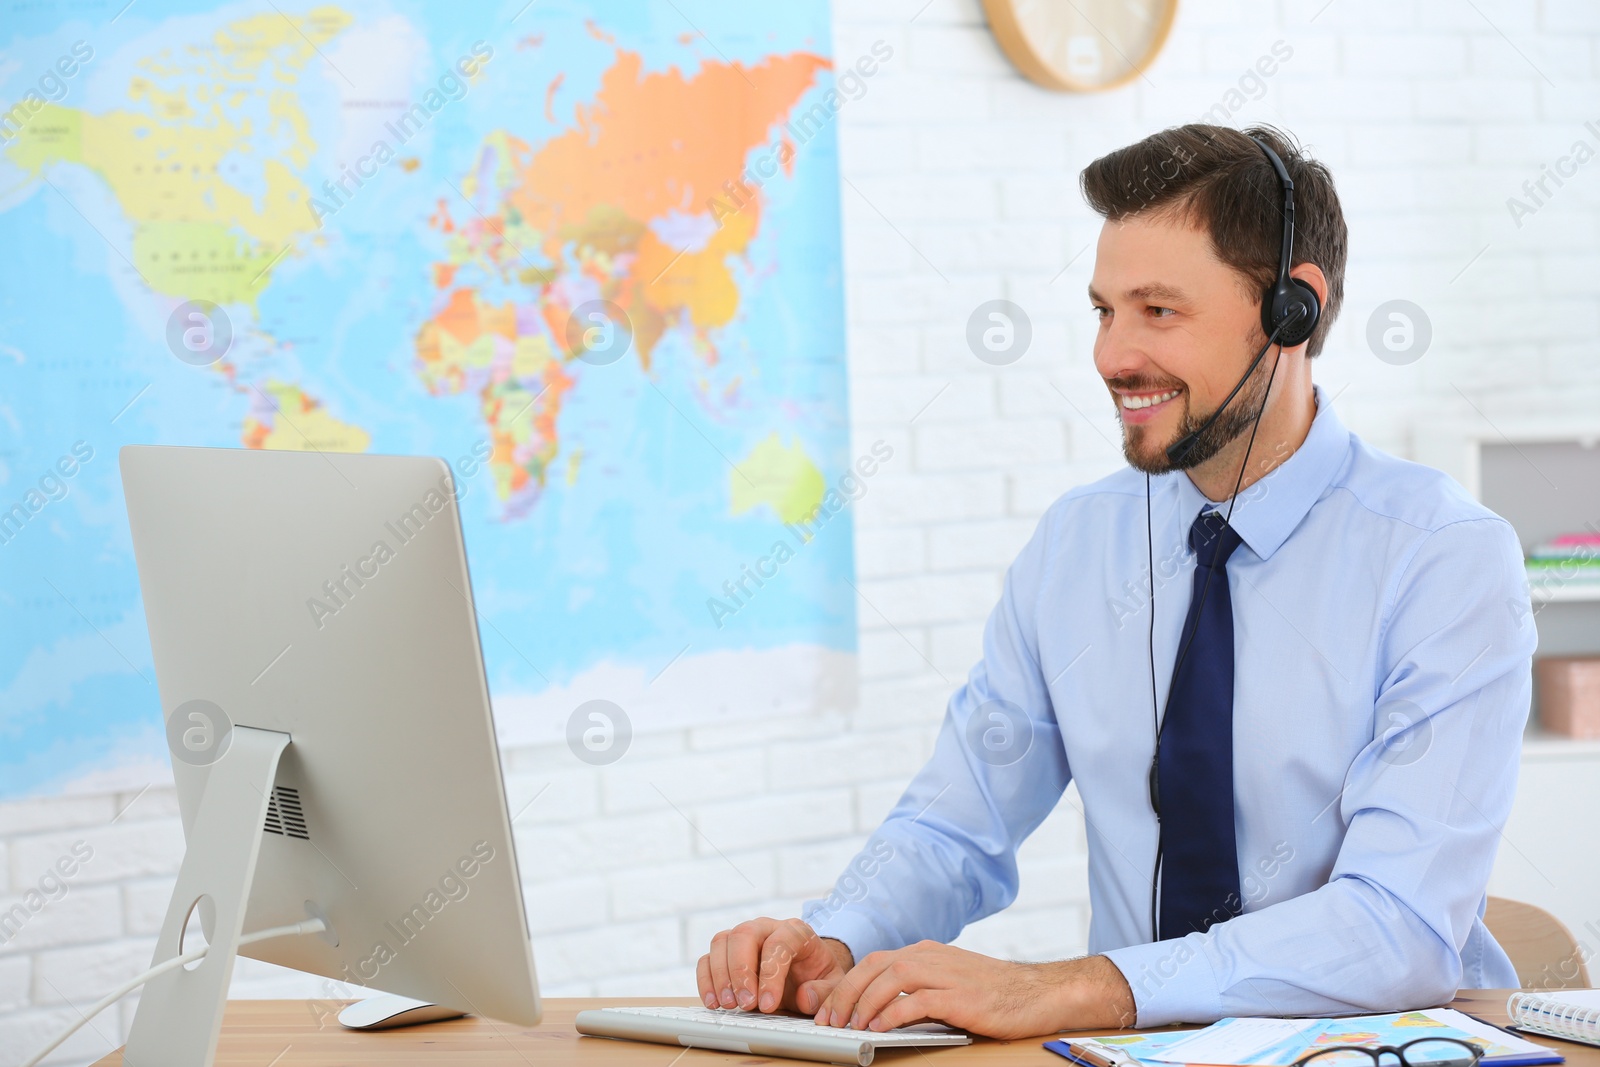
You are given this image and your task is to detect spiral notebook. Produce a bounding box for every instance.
[1508,990,1600,1048]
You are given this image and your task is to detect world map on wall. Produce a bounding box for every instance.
[0,1,856,797]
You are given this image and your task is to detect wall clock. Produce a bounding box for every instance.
[982,0,1179,92]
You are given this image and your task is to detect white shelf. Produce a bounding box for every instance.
[1413,419,1600,496]
[1528,579,1600,603]
[1521,730,1600,760]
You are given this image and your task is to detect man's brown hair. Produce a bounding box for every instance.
[1079,124,1347,359]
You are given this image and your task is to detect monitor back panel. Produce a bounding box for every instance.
[120,444,539,1025]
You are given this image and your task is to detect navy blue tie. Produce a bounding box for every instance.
[1157,508,1245,940]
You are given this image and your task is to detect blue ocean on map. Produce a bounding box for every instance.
[0,0,856,797]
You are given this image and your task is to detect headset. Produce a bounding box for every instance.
[1144,134,1321,942]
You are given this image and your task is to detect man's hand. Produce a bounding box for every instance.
[813,941,1136,1040]
[697,917,854,1015]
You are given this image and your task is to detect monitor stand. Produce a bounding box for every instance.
[124,725,291,1067]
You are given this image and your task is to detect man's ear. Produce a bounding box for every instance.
[1289,262,1329,316]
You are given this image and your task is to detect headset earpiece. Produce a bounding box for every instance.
[1164,137,1320,467]
[1251,135,1321,349]
[1263,277,1319,349]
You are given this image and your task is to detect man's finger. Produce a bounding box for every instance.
[695,954,716,1009]
[707,930,735,1009]
[815,951,891,1028]
[725,919,774,1010]
[866,989,941,1033]
[794,976,837,1015]
[755,921,807,1012]
[847,958,923,1029]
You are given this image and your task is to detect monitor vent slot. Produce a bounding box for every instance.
[263,786,309,840]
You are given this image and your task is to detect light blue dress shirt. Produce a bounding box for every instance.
[805,389,1535,1026]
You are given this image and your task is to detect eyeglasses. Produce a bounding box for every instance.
[1294,1038,1485,1067]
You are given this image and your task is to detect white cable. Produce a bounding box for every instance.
[22,917,326,1067]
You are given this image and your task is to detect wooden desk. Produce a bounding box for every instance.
[92,993,1600,1067]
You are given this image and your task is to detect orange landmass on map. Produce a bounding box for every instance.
[637,196,758,335]
[507,49,827,253]
[544,73,564,123]
[413,41,829,511]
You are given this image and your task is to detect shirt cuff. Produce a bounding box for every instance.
[802,902,897,965]
[1102,934,1224,1027]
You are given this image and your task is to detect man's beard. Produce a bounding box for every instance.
[1117,341,1274,475]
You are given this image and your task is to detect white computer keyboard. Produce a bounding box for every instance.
[575,1004,971,1065]
[601,1005,964,1042]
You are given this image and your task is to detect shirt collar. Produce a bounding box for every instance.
[1166,385,1352,562]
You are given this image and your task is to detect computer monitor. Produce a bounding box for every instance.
[119,444,540,1066]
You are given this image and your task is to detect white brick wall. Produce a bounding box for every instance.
[6,1,1600,1062]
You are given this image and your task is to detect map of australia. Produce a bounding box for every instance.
[0,3,855,797]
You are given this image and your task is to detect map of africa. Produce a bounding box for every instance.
[0,2,855,797]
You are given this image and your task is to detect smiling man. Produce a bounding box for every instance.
[696,125,1535,1035]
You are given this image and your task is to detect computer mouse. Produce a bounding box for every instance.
[337,993,468,1030]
